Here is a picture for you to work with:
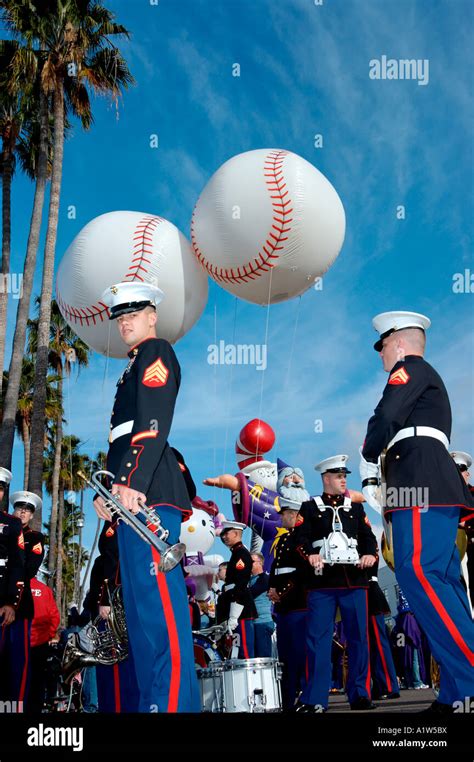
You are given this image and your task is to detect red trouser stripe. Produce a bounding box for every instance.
[152,548,181,712]
[412,508,474,666]
[371,615,393,693]
[18,619,29,705]
[113,662,121,712]
[240,620,249,658]
[365,591,371,696]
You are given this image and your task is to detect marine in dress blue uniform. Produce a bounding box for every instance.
[268,496,308,710]
[95,282,199,713]
[295,456,378,712]
[216,520,257,658]
[361,311,474,714]
[90,519,140,713]
[0,469,26,704]
[1,489,42,707]
[367,558,399,700]
[451,451,474,608]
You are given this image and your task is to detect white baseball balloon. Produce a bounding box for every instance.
[56,211,208,358]
[191,149,345,305]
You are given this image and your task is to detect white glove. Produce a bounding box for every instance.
[359,447,382,513]
[227,602,244,633]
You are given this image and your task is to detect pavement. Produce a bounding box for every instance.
[328,687,435,713]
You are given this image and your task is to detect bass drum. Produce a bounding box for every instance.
[193,632,224,669]
[221,658,282,713]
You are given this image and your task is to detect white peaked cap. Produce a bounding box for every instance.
[101,281,164,320]
[450,451,472,469]
[0,467,13,486]
[315,454,351,474]
[220,520,246,533]
[372,311,431,351]
[10,490,43,512]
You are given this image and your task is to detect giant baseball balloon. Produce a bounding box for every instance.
[56,212,208,358]
[191,149,346,305]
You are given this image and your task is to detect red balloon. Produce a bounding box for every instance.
[237,418,275,457]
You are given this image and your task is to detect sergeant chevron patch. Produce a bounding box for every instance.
[32,542,43,555]
[236,559,245,570]
[388,366,410,385]
[142,357,169,387]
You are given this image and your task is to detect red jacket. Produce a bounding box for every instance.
[30,579,60,647]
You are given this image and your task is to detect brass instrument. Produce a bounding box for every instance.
[62,584,128,684]
[77,469,186,573]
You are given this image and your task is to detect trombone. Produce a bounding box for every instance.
[77,469,186,573]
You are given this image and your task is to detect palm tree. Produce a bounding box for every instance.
[43,432,88,609]
[1,360,61,488]
[13,357,61,488]
[0,0,133,494]
[0,39,22,383]
[0,34,51,480]
[43,495,89,625]
[78,448,106,605]
[4,0,134,496]
[28,298,90,530]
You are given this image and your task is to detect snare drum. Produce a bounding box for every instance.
[193,632,224,668]
[221,658,282,712]
[197,662,224,712]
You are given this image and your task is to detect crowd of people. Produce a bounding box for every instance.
[1,283,473,714]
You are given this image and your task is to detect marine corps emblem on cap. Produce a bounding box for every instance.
[315,455,351,474]
[10,490,43,513]
[101,281,165,320]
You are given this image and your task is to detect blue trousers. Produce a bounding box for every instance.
[0,617,31,707]
[236,619,255,659]
[302,588,370,709]
[82,667,98,712]
[369,613,398,696]
[275,610,307,709]
[392,506,474,705]
[254,621,274,658]
[118,505,200,712]
[96,650,140,713]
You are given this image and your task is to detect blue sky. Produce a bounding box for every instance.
[4,0,473,574]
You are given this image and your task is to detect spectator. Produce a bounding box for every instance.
[250,552,275,657]
[26,578,60,712]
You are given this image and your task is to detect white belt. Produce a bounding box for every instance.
[109,420,134,443]
[0,559,7,567]
[370,576,378,582]
[224,583,235,592]
[274,567,296,576]
[387,426,449,452]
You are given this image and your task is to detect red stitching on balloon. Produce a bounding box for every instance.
[56,216,162,326]
[191,149,293,283]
